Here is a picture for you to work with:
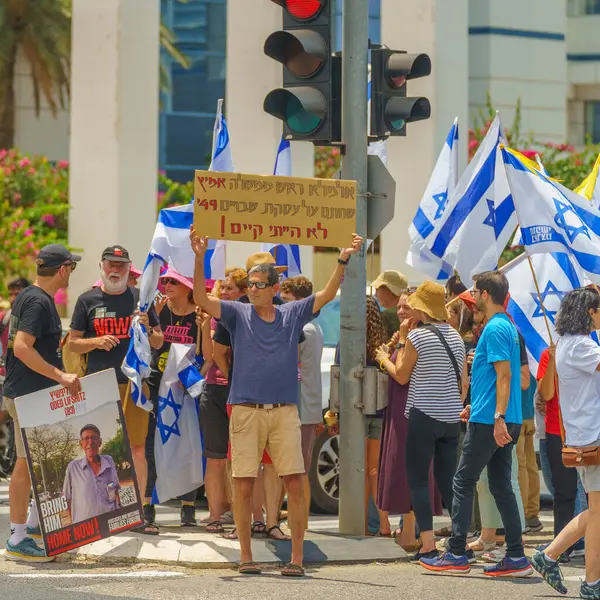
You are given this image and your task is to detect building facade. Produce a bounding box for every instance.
[10,0,600,288]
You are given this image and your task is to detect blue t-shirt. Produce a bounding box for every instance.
[218,295,316,405]
[521,372,536,421]
[470,313,523,425]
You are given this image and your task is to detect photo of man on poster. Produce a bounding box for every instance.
[63,424,121,524]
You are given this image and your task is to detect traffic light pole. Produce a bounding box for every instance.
[338,0,369,536]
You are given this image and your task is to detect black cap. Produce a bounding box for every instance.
[36,244,81,268]
[101,245,131,263]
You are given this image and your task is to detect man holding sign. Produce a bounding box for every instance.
[3,244,81,562]
[190,226,362,577]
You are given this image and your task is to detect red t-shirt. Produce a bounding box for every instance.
[536,347,561,436]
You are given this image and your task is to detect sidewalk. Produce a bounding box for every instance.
[0,482,407,567]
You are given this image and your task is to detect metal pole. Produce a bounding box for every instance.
[338,0,369,536]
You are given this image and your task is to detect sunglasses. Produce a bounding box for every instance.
[63,262,77,271]
[247,281,272,290]
[161,278,180,286]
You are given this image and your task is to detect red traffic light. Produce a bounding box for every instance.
[286,0,324,21]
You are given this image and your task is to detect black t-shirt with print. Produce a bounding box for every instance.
[70,287,158,384]
[148,305,199,389]
[3,286,63,399]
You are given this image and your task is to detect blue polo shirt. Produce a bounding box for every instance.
[470,313,523,425]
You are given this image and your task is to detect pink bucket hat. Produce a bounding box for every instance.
[159,267,194,290]
[93,265,142,288]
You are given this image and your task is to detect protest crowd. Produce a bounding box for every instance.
[0,115,599,600]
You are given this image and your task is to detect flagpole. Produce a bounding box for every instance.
[499,144,554,344]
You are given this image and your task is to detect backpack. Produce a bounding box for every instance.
[61,331,88,378]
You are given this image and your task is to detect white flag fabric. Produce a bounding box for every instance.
[121,100,232,408]
[427,114,517,285]
[152,343,205,504]
[504,251,586,375]
[502,147,600,284]
[575,152,600,210]
[406,118,459,279]
[260,137,302,277]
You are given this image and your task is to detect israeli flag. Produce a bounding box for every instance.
[121,100,232,408]
[504,252,585,375]
[152,343,205,504]
[503,146,600,284]
[575,152,600,210]
[260,137,302,277]
[406,118,459,279]
[427,114,517,285]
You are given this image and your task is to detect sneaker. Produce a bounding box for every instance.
[25,525,42,539]
[410,549,439,563]
[181,504,197,526]
[483,556,533,577]
[531,550,568,594]
[465,549,477,564]
[580,580,600,600]
[570,547,585,559]
[419,552,471,573]
[143,504,156,525]
[481,548,505,563]
[4,538,54,563]
[526,516,544,533]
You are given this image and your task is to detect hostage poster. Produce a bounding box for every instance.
[14,369,143,556]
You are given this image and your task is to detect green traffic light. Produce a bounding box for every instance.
[284,95,322,134]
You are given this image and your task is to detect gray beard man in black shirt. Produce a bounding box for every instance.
[3,244,81,562]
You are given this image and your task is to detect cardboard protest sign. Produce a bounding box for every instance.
[15,370,142,556]
[194,170,357,248]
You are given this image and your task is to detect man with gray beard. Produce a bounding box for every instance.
[69,246,162,515]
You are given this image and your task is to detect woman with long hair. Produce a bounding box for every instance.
[143,267,213,533]
[532,287,600,598]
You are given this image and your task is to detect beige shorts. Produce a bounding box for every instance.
[3,397,25,458]
[229,404,304,478]
[119,382,150,448]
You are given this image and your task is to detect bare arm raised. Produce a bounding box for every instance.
[190,227,223,319]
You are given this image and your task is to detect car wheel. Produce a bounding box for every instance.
[309,429,340,514]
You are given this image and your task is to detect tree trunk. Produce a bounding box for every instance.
[0,43,18,149]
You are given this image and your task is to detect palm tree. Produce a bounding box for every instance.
[0,0,190,149]
[0,0,71,149]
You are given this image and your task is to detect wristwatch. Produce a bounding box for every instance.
[396,342,406,349]
[494,412,506,421]
[338,257,349,265]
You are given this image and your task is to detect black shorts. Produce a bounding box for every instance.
[199,384,230,459]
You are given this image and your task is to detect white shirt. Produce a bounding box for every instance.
[299,322,324,425]
[556,334,600,446]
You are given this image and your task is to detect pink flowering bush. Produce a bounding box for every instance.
[0,149,70,292]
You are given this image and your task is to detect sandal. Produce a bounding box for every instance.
[222,528,238,540]
[281,562,305,577]
[238,561,262,575]
[468,537,496,556]
[251,521,267,536]
[131,521,159,536]
[266,525,291,541]
[206,521,225,534]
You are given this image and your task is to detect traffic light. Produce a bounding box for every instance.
[264,0,340,143]
[370,48,431,140]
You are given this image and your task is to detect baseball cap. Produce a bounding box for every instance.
[371,270,409,297]
[246,252,287,273]
[101,245,131,263]
[36,244,81,268]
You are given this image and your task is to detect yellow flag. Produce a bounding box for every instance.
[575,153,600,204]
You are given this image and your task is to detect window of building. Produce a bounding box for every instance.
[568,0,600,16]
[585,101,600,143]
[160,0,226,183]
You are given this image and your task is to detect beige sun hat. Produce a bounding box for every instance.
[245,252,287,273]
[371,270,409,297]
[407,281,449,322]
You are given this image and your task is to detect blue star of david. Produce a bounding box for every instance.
[156,388,182,444]
[530,280,568,324]
[433,191,448,220]
[483,199,496,229]
[553,197,590,243]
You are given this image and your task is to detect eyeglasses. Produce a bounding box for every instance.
[247,281,272,290]
[161,278,180,286]
[81,435,100,443]
[63,262,77,271]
